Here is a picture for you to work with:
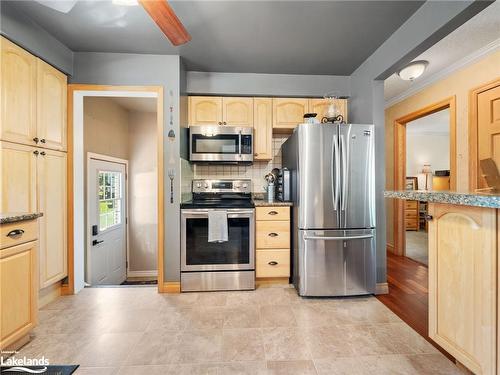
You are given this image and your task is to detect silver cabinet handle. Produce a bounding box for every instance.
[304,234,373,241]
[268,232,278,237]
[7,229,24,238]
[268,261,278,266]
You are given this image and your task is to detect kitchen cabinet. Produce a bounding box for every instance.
[222,97,253,127]
[309,98,348,123]
[255,206,291,281]
[0,221,38,351]
[428,203,496,375]
[37,149,67,288]
[1,36,67,151]
[272,98,309,131]
[404,200,419,231]
[0,37,37,146]
[36,59,67,151]
[0,142,37,213]
[253,98,273,160]
[188,96,223,125]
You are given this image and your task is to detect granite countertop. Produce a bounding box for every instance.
[0,212,43,224]
[384,190,500,209]
[252,200,293,207]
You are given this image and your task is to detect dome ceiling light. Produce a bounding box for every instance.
[397,60,429,81]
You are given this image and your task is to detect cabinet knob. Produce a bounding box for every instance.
[268,261,278,266]
[254,153,259,157]
[33,150,39,155]
[223,122,227,125]
[268,232,278,237]
[40,151,46,156]
[218,122,222,125]
[40,138,46,144]
[33,137,39,144]
[425,215,433,221]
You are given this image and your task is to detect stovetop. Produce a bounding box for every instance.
[180,198,255,209]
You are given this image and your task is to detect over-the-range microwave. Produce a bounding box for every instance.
[189,125,253,164]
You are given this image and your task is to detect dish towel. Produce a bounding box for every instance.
[208,210,228,243]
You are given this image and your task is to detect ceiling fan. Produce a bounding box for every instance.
[33,0,191,46]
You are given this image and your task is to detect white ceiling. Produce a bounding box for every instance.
[384,1,500,104]
[110,97,157,113]
[406,108,449,135]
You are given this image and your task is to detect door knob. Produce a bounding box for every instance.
[33,137,39,144]
[92,239,104,246]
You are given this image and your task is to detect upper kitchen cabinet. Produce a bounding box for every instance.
[272,98,309,131]
[36,60,67,151]
[188,96,223,125]
[222,97,254,127]
[309,98,348,123]
[253,98,273,160]
[0,37,37,146]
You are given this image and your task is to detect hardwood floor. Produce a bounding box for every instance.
[376,251,455,361]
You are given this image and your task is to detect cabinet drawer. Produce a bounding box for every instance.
[0,220,38,250]
[256,249,290,278]
[256,206,290,221]
[405,201,418,209]
[256,221,290,249]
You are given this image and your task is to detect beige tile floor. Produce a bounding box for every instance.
[15,285,465,374]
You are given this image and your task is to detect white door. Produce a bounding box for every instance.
[88,158,127,285]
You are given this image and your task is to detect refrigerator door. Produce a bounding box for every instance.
[296,124,340,230]
[295,229,376,296]
[339,124,375,229]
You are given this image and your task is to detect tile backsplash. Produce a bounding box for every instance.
[193,135,288,192]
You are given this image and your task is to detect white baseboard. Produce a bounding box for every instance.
[127,270,158,278]
[375,282,389,295]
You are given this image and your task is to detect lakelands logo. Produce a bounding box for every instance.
[1,356,49,373]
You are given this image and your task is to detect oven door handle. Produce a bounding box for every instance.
[182,209,255,215]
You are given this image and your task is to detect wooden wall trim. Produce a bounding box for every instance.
[65,84,165,295]
[468,78,500,191]
[393,97,457,257]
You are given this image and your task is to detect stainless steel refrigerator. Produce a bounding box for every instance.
[282,123,376,296]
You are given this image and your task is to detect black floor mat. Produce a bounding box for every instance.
[120,279,158,285]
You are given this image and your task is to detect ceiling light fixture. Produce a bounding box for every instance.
[397,60,429,81]
[112,0,138,6]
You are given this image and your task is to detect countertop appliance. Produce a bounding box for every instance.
[282,123,376,296]
[180,179,255,292]
[189,125,253,164]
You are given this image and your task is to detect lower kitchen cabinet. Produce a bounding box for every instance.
[0,222,38,351]
[255,206,291,281]
[428,203,496,375]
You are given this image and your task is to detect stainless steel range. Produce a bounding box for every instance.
[180,179,255,292]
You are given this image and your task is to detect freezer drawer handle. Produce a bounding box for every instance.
[303,234,373,241]
[268,261,278,266]
[268,232,278,237]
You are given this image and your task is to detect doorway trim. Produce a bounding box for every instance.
[393,96,456,256]
[86,152,129,285]
[65,85,164,295]
[468,78,500,190]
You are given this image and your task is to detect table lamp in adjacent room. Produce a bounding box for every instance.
[418,164,433,190]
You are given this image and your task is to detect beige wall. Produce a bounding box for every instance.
[385,50,500,246]
[128,111,158,273]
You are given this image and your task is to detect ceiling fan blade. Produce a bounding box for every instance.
[138,0,191,46]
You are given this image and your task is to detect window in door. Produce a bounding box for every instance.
[98,170,122,231]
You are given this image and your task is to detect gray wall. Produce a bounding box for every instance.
[0,1,73,75]
[187,71,351,97]
[72,52,181,282]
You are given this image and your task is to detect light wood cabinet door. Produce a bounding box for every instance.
[272,98,309,130]
[0,37,37,146]
[253,98,273,160]
[309,98,348,123]
[428,203,496,375]
[222,97,253,127]
[37,59,67,151]
[0,240,38,350]
[37,149,67,288]
[0,141,37,213]
[188,96,223,125]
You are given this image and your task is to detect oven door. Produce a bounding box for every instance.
[189,126,253,162]
[181,208,255,271]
